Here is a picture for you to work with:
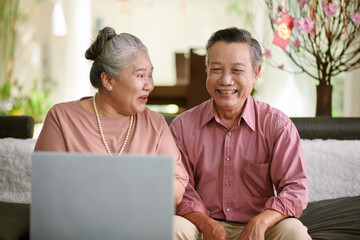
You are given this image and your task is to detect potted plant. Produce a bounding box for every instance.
[1,0,52,123]
[264,0,360,116]
[0,0,20,88]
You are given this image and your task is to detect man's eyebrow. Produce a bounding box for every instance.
[233,63,246,67]
[209,62,246,67]
[209,61,221,65]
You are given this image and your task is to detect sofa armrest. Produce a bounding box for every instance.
[291,117,360,140]
[0,201,29,240]
[0,116,34,139]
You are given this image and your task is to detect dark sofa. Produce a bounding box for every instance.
[0,116,359,239]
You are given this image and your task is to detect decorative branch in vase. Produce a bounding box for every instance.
[264,0,360,116]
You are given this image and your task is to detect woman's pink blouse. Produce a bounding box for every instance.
[34,98,188,187]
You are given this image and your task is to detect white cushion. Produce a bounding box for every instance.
[1,138,359,204]
[0,138,36,203]
[301,139,360,202]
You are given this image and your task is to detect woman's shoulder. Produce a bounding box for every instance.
[135,107,168,135]
[48,98,89,117]
[139,107,165,123]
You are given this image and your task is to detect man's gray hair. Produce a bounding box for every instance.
[206,27,262,72]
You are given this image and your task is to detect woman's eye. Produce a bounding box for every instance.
[211,68,221,72]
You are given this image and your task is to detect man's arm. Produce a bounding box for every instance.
[171,119,225,239]
[237,210,286,240]
[174,179,185,205]
[265,121,308,218]
[184,212,230,240]
[170,120,209,215]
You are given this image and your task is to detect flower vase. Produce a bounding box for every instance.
[316,84,333,117]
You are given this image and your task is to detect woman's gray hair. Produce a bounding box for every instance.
[85,27,148,88]
[205,27,262,72]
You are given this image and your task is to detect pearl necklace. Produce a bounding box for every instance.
[92,93,133,155]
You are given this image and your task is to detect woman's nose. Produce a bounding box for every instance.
[144,77,154,92]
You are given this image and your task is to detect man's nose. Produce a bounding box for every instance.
[220,71,233,85]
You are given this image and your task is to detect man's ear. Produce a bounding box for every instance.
[253,64,262,83]
[100,72,113,91]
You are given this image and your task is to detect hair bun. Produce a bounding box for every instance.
[85,27,117,60]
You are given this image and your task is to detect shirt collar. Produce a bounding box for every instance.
[200,99,218,128]
[240,96,256,132]
[200,97,256,132]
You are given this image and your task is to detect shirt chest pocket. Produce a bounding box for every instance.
[242,159,274,197]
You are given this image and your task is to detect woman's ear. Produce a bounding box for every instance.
[100,72,113,91]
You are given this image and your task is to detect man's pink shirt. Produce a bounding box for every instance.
[170,96,308,222]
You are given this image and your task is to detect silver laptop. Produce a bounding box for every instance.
[30,152,174,240]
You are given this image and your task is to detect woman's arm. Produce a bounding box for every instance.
[156,117,189,205]
[34,106,67,152]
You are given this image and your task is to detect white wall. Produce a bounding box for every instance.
[344,69,360,117]
[61,0,92,102]
[12,0,360,117]
[13,0,92,104]
[46,0,92,103]
[91,0,247,86]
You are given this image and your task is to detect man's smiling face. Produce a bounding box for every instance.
[206,41,259,114]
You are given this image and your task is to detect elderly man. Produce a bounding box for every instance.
[171,27,311,240]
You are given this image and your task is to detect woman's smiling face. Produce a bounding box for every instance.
[111,50,154,115]
[206,41,259,114]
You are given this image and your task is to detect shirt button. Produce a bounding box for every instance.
[226,182,230,186]
[226,157,231,161]
[226,208,230,212]
[228,132,232,136]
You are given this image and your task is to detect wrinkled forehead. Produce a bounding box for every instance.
[207,41,252,64]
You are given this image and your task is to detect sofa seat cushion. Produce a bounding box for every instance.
[300,196,360,240]
[0,201,29,240]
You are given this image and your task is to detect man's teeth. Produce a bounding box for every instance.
[219,90,236,94]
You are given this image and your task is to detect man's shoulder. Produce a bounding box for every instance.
[254,99,291,126]
[172,100,210,127]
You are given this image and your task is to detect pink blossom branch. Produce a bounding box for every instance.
[264,0,360,86]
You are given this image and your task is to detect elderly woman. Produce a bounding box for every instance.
[34,26,188,205]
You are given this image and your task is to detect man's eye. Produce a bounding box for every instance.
[211,68,221,72]
[138,74,144,78]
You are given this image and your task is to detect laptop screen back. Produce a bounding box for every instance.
[30,152,174,240]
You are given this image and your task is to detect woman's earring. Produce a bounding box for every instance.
[108,86,113,90]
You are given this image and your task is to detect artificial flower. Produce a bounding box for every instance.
[271,17,278,24]
[293,39,301,48]
[321,0,327,9]
[324,2,339,17]
[263,49,272,58]
[277,5,283,13]
[278,64,284,69]
[293,19,301,29]
[299,0,307,7]
[299,18,314,34]
[352,12,360,24]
